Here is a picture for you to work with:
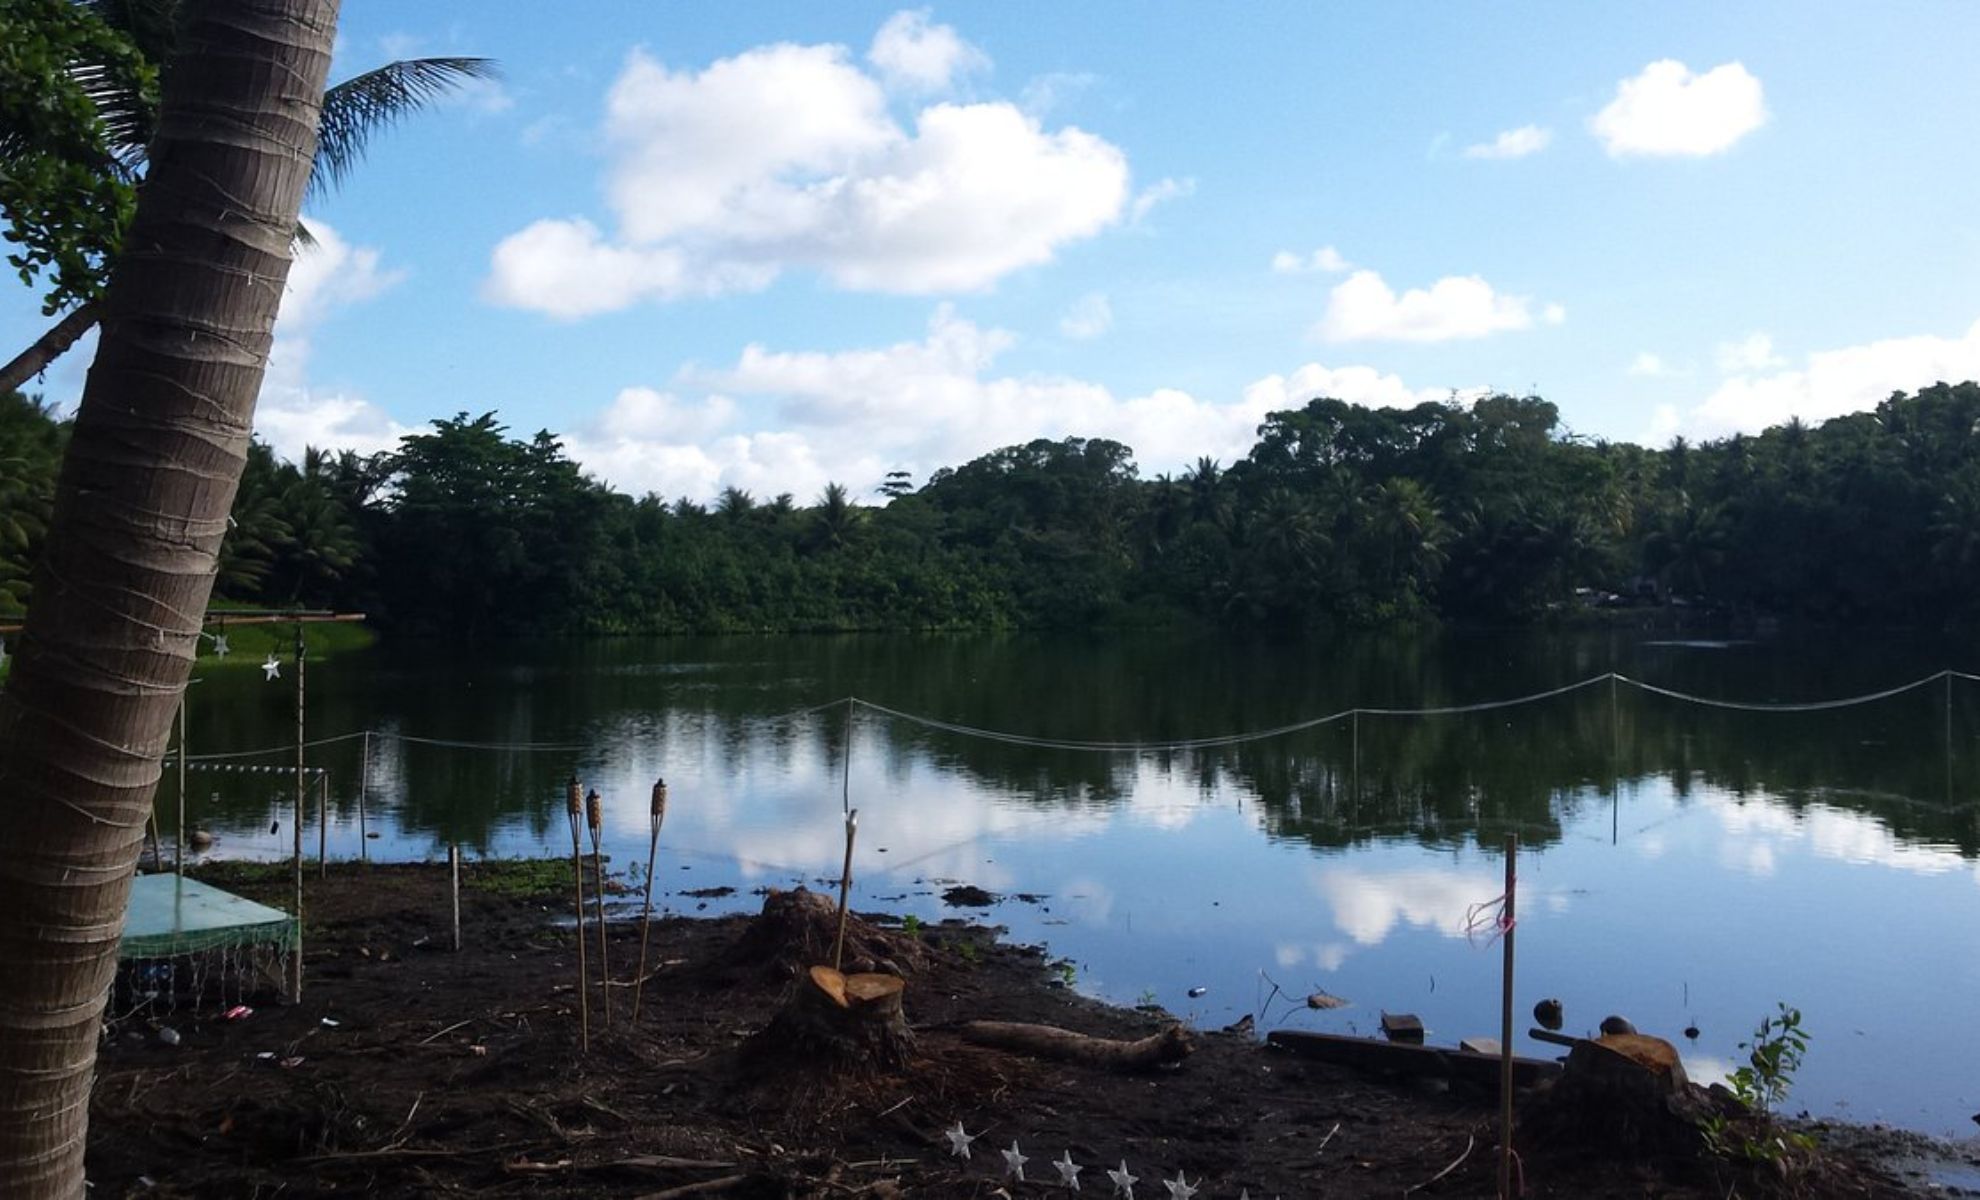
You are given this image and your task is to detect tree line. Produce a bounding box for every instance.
[7,380,1978,636]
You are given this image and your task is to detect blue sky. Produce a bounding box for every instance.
[8,2,1980,502]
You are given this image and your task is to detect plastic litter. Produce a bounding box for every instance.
[223,1005,252,1021]
[156,1026,180,1046]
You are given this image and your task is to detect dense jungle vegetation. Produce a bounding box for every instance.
[4,381,1978,636]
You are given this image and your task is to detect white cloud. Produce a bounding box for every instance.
[255,220,414,461]
[1663,318,1980,439]
[487,29,1130,315]
[1059,292,1113,339]
[867,9,987,93]
[1629,352,1674,377]
[557,306,1469,503]
[1715,331,1786,373]
[1309,866,1500,946]
[1463,124,1552,160]
[1271,246,1351,275]
[1019,71,1098,117]
[1130,176,1194,224]
[1315,270,1557,343]
[1590,60,1768,158]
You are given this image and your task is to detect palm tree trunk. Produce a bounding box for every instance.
[0,305,100,398]
[0,2,338,1195]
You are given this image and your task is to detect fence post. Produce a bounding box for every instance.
[1499,833,1517,1200]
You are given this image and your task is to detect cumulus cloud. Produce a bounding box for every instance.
[486,27,1130,315]
[1590,60,1768,158]
[256,220,415,461]
[1715,331,1786,373]
[557,306,1472,503]
[1271,246,1351,275]
[867,9,987,92]
[1058,292,1113,339]
[1463,124,1553,160]
[1309,866,1500,946]
[1656,318,1980,440]
[1629,351,1674,377]
[1315,270,1559,343]
[1130,176,1194,224]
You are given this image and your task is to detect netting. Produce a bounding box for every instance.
[115,874,298,1020]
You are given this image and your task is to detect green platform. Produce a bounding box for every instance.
[121,873,299,959]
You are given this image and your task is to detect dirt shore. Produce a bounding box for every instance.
[87,861,1963,1198]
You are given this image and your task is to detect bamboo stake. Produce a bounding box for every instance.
[449,844,461,952]
[566,777,589,1052]
[318,767,329,879]
[1498,833,1518,1200]
[833,808,858,972]
[176,695,187,874]
[357,730,370,862]
[633,777,668,1023]
[291,623,305,1002]
[588,788,611,1024]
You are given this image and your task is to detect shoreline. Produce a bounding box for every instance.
[90,860,1969,1197]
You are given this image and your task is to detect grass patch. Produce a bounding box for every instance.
[193,620,376,669]
[464,858,572,901]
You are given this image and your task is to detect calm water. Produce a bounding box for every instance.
[167,628,1980,1136]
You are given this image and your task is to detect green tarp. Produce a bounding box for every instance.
[121,873,298,959]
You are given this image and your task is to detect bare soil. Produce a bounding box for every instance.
[85,861,1959,1198]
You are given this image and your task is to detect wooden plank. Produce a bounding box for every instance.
[1267,1030,1561,1090]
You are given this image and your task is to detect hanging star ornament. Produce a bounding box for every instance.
[1054,1150,1084,1190]
[1002,1141,1028,1182]
[211,633,230,658]
[261,653,281,681]
[1162,1172,1199,1200]
[1108,1160,1139,1198]
[943,1121,976,1160]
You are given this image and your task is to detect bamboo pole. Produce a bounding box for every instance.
[1610,674,1621,846]
[291,623,306,1002]
[833,808,858,972]
[587,788,610,1024]
[176,696,188,874]
[317,765,329,879]
[449,844,461,952]
[633,777,668,1023]
[1498,833,1518,1200]
[357,731,370,861]
[566,776,589,1052]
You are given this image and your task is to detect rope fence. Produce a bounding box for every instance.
[161,668,1979,763]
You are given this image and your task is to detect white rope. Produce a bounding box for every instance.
[1615,670,1950,712]
[853,696,1355,753]
[1356,674,1611,717]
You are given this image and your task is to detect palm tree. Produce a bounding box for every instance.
[0,2,338,1189]
[810,482,860,551]
[0,3,495,393]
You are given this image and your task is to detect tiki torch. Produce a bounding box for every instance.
[632,777,668,1023]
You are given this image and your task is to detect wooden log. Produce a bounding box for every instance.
[1266,1029,1561,1091]
[958,1020,1193,1071]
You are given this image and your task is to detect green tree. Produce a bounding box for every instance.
[0,0,494,393]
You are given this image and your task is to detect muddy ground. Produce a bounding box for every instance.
[87,861,1970,1198]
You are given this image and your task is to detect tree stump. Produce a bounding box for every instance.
[1520,1033,1716,1157]
[743,965,915,1073]
[725,888,923,981]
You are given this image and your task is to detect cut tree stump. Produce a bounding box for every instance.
[743,965,915,1073]
[1520,1032,1720,1157]
[725,888,923,981]
[958,1020,1193,1071]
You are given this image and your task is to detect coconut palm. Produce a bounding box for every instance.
[0,3,338,1189]
[0,1,496,393]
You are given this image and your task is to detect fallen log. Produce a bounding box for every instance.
[1266,1029,1561,1091]
[958,1020,1193,1071]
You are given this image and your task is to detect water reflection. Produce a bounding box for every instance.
[159,630,1980,1135]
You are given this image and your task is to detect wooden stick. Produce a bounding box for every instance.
[958,1020,1193,1070]
[291,622,305,1002]
[357,730,369,861]
[1499,833,1517,1200]
[588,789,611,1024]
[633,778,667,1023]
[318,770,329,879]
[567,777,589,1052]
[449,843,461,951]
[833,808,858,972]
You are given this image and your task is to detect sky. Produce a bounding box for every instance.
[8,1,1980,503]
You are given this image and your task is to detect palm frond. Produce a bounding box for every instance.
[313,58,500,197]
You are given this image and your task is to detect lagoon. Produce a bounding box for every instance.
[169,627,1980,1136]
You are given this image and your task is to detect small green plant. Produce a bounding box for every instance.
[957,938,979,965]
[1051,959,1077,987]
[901,913,922,939]
[1731,1003,1809,1116]
[1137,987,1158,1007]
[1701,1003,1817,1166]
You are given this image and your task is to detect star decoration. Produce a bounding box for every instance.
[1054,1150,1083,1190]
[1002,1141,1028,1182]
[942,1121,976,1160]
[211,633,230,658]
[1108,1160,1138,1198]
[261,654,281,682]
[1162,1172,1199,1200]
